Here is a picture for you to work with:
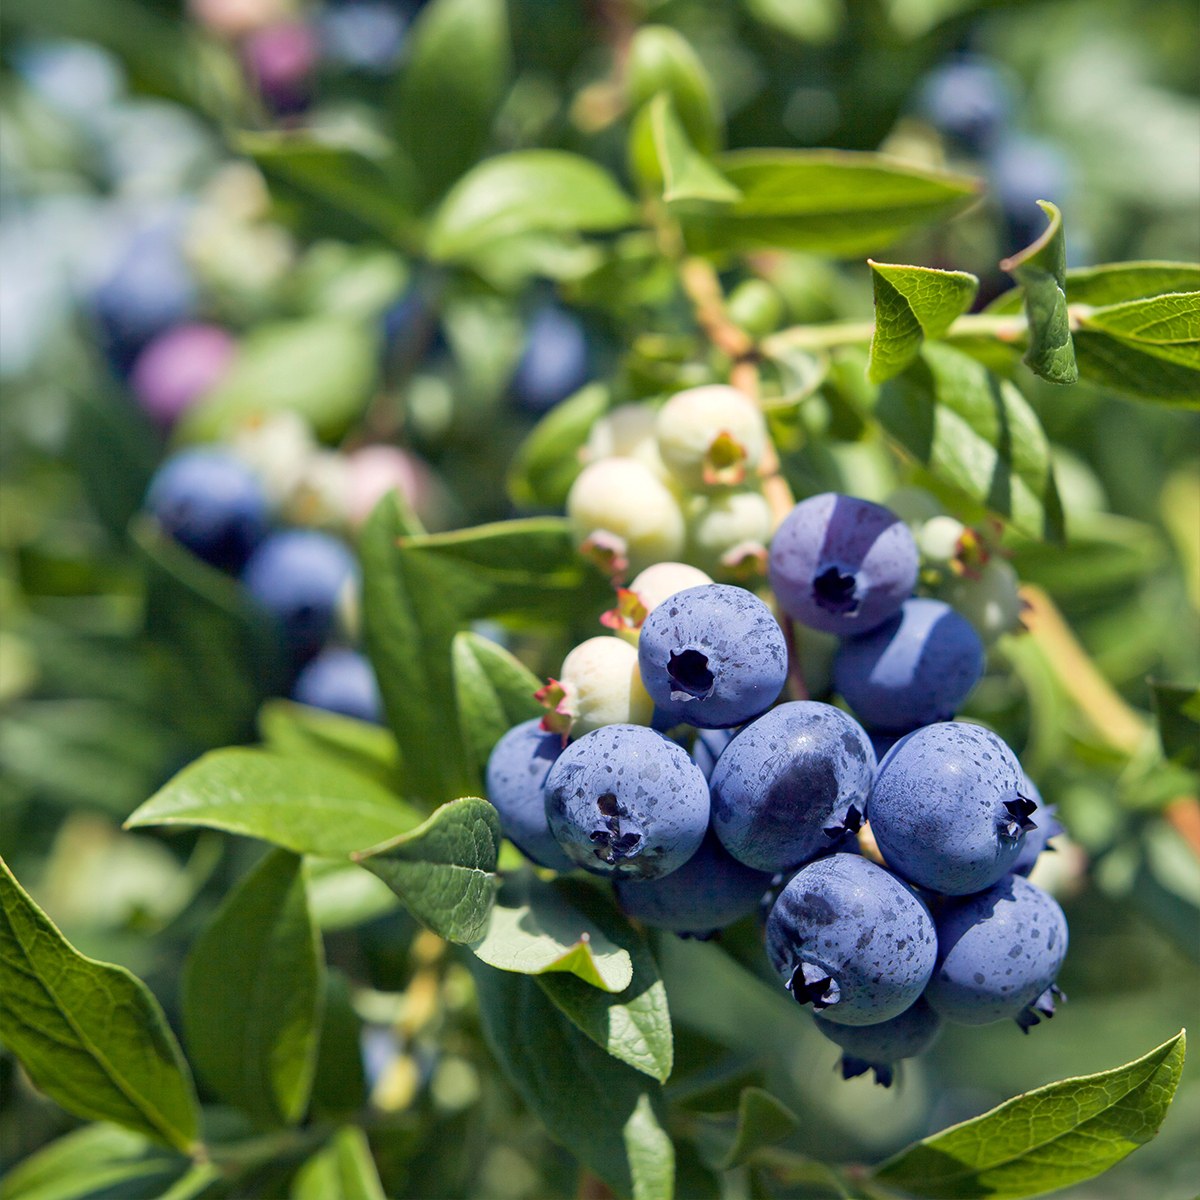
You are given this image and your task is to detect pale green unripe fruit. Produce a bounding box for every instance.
[560,637,654,736]
[939,558,1022,646]
[629,561,713,612]
[584,404,668,480]
[687,490,773,574]
[918,515,967,563]
[655,385,767,491]
[567,457,685,573]
[726,279,784,339]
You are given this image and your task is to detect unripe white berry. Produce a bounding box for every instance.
[566,457,685,574]
[560,637,654,736]
[939,558,1022,645]
[687,489,773,574]
[585,404,668,479]
[655,385,767,490]
[229,410,316,511]
[918,515,967,563]
[628,562,713,612]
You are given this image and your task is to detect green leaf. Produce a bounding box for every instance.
[236,131,417,247]
[1080,292,1200,370]
[507,382,610,508]
[0,858,199,1153]
[306,859,400,930]
[292,1126,386,1200]
[426,151,636,262]
[1071,330,1200,406]
[873,1030,1187,1199]
[1150,680,1200,769]
[988,260,1200,312]
[176,317,380,444]
[183,849,324,1129]
[258,699,402,792]
[687,150,980,258]
[452,630,544,779]
[627,24,723,154]
[875,342,1064,540]
[691,1087,800,1171]
[310,969,367,1119]
[647,94,742,205]
[354,797,501,943]
[999,199,1078,385]
[393,0,510,207]
[469,957,667,1195]
[125,747,421,858]
[624,1093,675,1200]
[867,261,978,383]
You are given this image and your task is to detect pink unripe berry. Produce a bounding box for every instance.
[130,323,236,425]
[345,445,433,528]
[243,21,318,102]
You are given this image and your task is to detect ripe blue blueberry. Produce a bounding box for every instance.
[242,530,358,665]
[637,584,787,729]
[924,874,1068,1028]
[814,996,942,1087]
[614,831,772,936]
[918,57,1012,154]
[544,724,709,879]
[291,647,382,724]
[989,134,1070,256]
[769,494,918,636]
[766,853,937,1026]
[1010,773,1062,878]
[145,448,268,571]
[485,718,575,872]
[868,722,1036,895]
[691,727,736,781]
[832,598,985,733]
[512,304,589,412]
[711,701,876,873]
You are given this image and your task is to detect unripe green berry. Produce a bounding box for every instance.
[560,636,654,736]
[939,558,1022,646]
[687,489,773,574]
[655,385,767,491]
[726,279,784,339]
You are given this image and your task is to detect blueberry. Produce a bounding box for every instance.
[614,830,772,936]
[145,448,268,571]
[1010,773,1062,878]
[319,2,407,72]
[512,304,590,412]
[543,724,710,879]
[814,996,942,1087]
[637,584,787,729]
[832,598,985,733]
[130,323,236,425]
[766,853,937,1026]
[989,134,1070,256]
[485,718,576,872]
[691,727,736,781]
[769,494,918,637]
[292,647,382,723]
[868,722,1034,895]
[242,530,358,665]
[924,874,1068,1027]
[939,558,1023,647]
[918,57,1012,154]
[711,701,876,873]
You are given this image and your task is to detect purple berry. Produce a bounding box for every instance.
[711,701,876,873]
[544,724,709,880]
[1010,773,1062,878]
[766,853,937,1026]
[130,323,235,425]
[924,874,1068,1028]
[814,996,942,1087]
[833,598,985,733]
[691,727,736,781]
[485,718,575,872]
[918,57,1012,154]
[292,647,382,723]
[868,722,1035,896]
[769,494,918,636]
[512,304,589,412]
[637,584,787,730]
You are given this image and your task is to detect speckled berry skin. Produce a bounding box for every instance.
[1010,773,1062,878]
[833,598,985,733]
[614,831,772,935]
[814,996,942,1086]
[766,854,937,1026]
[637,585,787,729]
[544,724,710,879]
[769,494,918,636]
[925,874,1068,1025]
[485,719,575,872]
[869,722,1029,896]
[691,727,737,781]
[710,702,876,873]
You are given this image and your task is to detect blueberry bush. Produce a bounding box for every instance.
[1,0,1197,1197]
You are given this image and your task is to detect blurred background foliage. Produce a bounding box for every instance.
[0,0,1197,1196]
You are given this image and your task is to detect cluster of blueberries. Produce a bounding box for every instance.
[487,493,1066,1086]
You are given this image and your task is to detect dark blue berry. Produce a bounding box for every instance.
[919,58,1012,154]
[292,647,382,723]
[512,304,589,412]
[691,727,736,781]
[1010,773,1062,878]
[814,996,942,1087]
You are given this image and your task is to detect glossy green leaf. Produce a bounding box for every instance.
[452,630,543,778]
[1150,680,1200,769]
[988,260,1200,313]
[292,1126,386,1200]
[393,0,510,206]
[426,151,636,262]
[691,1087,800,1171]
[150,1162,221,1200]
[1080,292,1200,369]
[874,1030,1186,1199]
[1000,199,1078,385]
[624,1093,675,1200]
[507,382,609,508]
[687,150,980,257]
[125,747,420,858]
[875,342,1064,539]
[469,957,667,1195]
[627,24,723,154]
[176,317,380,444]
[744,0,842,43]
[0,858,199,1153]
[1071,330,1200,405]
[868,260,979,382]
[354,797,501,943]
[648,93,742,205]
[184,849,324,1128]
